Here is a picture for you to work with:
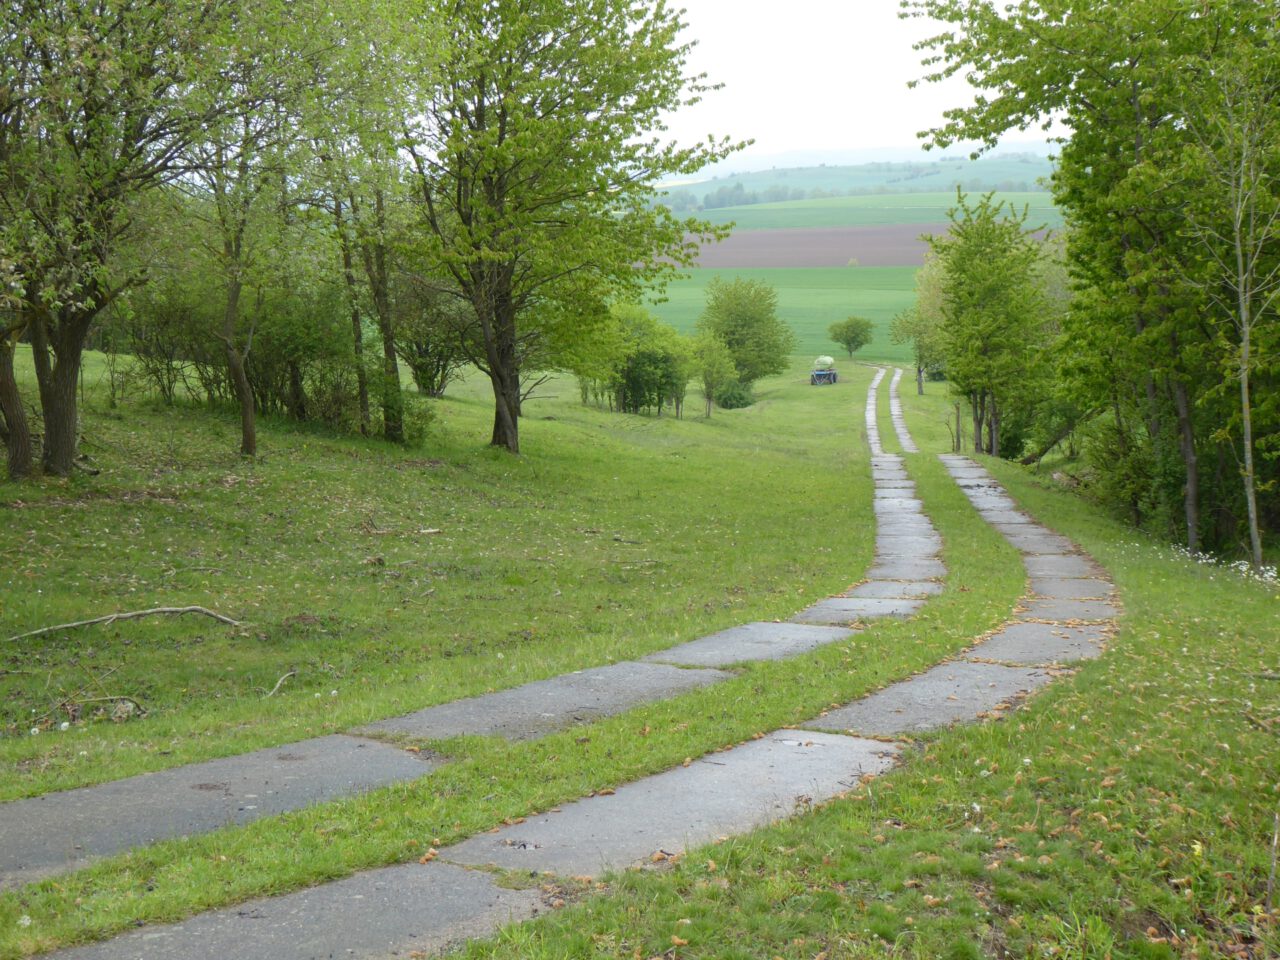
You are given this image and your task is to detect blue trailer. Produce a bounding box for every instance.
[810,355,838,385]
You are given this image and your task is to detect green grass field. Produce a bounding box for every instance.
[0,347,1276,959]
[648,266,918,360]
[696,191,1063,232]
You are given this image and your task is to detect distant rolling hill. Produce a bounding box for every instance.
[662,153,1054,210]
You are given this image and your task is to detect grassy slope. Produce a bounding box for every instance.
[446,379,1280,960]
[648,266,917,360]
[698,191,1063,232]
[0,355,1032,956]
[3,356,1275,959]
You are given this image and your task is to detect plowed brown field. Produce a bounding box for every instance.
[694,223,945,268]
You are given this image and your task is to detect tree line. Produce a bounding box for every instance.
[663,178,1042,213]
[896,0,1279,565]
[0,0,743,480]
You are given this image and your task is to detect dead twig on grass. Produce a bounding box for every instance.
[1269,809,1279,917]
[263,670,297,699]
[5,606,241,643]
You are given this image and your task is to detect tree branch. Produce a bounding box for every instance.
[6,606,242,643]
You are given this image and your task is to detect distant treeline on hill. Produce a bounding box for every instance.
[668,179,1044,211]
[659,154,1053,212]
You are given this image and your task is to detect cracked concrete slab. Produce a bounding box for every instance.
[874,485,917,497]
[985,514,1036,527]
[875,535,942,555]
[964,622,1107,664]
[1031,578,1115,599]
[1018,598,1118,622]
[967,496,1020,511]
[50,861,541,960]
[362,662,730,742]
[844,580,944,599]
[866,558,947,580]
[792,597,925,624]
[877,523,937,538]
[802,661,1053,736]
[644,622,856,667]
[1002,533,1077,554]
[445,731,898,878]
[989,521,1050,536]
[0,736,435,890]
[1023,555,1105,578]
[873,498,924,512]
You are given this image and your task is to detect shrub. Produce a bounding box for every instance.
[713,380,754,409]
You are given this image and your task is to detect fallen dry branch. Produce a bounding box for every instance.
[263,670,297,699]
[6,606,241,643]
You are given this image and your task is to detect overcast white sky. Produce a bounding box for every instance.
[661,0,1048,170]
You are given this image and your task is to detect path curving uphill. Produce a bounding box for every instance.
[33,368,1117,960]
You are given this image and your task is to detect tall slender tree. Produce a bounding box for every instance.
[1173,39,1280,568]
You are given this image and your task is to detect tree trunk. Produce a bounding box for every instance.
[488,370,520,452]
[476,280,521,453]
[226,344,256,457]
[1238,321,1263,568]
[29,310,86,478]
[916,364,924,396]
[360,190,403,444]
[333,199,370,436]
[0,339,33,479]
[972,392,985,455]
[1169,376,1200,554]
[989,401,1001,458]
[287,360,307,421]
[222,278,256,457]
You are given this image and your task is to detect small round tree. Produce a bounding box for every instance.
[829,316,875,358]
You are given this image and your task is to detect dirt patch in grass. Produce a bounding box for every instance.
[693,224,946,268]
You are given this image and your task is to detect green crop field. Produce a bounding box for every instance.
[648,266,918,361]
[697,190,1063,232]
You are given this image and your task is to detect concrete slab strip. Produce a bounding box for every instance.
[1018,598,1118,622]
[1023,554,1105,578]
[362,661,731,742]
[792,597,925,624]
[964,622,1108,665]
[845,580,944,599]
[446,731,898,878]
[866,558,947,580]
[49,861,542,960]
[1031,578,1115,599]
[644,622,856,668]
[0,735,435,890]
[803,661,1053,736]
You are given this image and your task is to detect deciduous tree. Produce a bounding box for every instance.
[0,0,241,476]
[696,277,795,388]
[828,316,874,358]
[403,0,735,453]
